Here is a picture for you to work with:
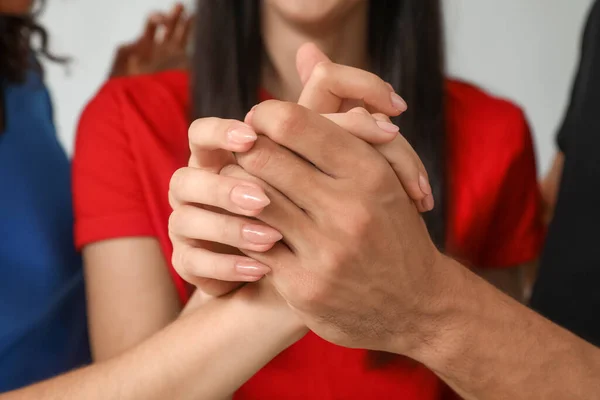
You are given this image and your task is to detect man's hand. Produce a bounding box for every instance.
[169,99,444,354]
[221,101,445,354]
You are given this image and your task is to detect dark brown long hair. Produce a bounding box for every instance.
[192,0,447,250]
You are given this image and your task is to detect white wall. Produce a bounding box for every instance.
[41,0,595,174]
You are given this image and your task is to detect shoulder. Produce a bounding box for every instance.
[75,71,190,157]
[444,81,543,267]
[80,70,189,123]
[445,79,532,156]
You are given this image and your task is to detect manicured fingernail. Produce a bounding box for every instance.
[242,224,283,245]
[228,125,257,145]
[423,194,435,211]
[376,120,400,134]
[390,92,407,111]
[419,174,432,195]
[235,260,271,278]
[231,185,270,210]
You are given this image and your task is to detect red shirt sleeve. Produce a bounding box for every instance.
[445,81,546,269]
[72,81,155,249]
[476,111,546,267]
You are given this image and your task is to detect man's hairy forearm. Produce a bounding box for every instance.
[1,287,305,400]
[409,257,600,400]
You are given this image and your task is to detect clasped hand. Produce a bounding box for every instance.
[168,44,445,355]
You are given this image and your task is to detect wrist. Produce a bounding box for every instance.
[233,282,308,348]
[387,254,478,368]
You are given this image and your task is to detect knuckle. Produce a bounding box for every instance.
[171,246,188,278]
[168,190,178,210]
[237,141,273,175]
[372,112,391,123]
[187,118,204,141]
[288,272,324,310]
[349,106,371,116]
[188,117,219,145]
[221,164,265,190]
[334,199,373,239]
[169,167,188,195]
[320,241,349,273]
[270,102,306,140]
[168,207,186,235]
[180,249,199,279]
[361,159,391,191]
[311,61,333,83]
[219,163,239,177]
[174,247,199,283]
[348,202,373,235]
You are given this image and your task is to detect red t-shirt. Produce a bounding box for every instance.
[73,71,544,399]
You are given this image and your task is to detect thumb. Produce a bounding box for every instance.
[296,42,331,85]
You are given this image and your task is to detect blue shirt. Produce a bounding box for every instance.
[0,71,90,391]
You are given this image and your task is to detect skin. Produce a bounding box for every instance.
[0,0,32,14]
[541,152,566,225]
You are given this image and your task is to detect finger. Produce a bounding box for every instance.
[174,13,193,48]
[235,135,333,211]
[188,117,257,172]
[192,280,242,298]
[322,108,400,145]
[296,43,406,115]
[169,205,282,252]
[369,113,434,211]
[296,42,330,85]
[109,44,135,77]
[138,13,163,61]
[164,3,185,43]
[248,101,384,178]
[169,167,270,217]
[220,163,315,254]
[241,242,297,299]
[321,109,431,209]
[170,237,250,297]
[126,54,142,76]
[172,243,270,285]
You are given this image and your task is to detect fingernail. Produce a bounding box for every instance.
[228,125,257,145]
[235,260,271,278]
[390,92,408,112]
[242,224,283,245]
[245,106,258,125]
[231,185,270,210]
[376,120,400,134]
[419,174,432,195]
[423,194,435,211]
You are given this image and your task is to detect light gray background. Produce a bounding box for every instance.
[41,0,595,174]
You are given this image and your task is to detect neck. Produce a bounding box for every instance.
[260,4,369,102]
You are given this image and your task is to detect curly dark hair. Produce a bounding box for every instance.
[0,0,68,84]
[1,0,68,132]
